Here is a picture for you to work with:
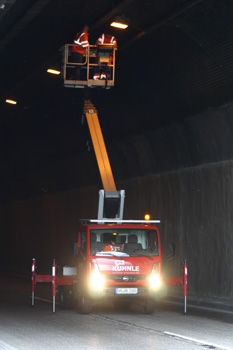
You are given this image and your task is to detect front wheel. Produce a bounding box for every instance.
[144,299,155,314]
[79,294,93,314]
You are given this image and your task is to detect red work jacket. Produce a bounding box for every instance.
[72,31,89,54]
[96,33,117,49]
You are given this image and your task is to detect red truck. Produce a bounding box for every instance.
[74,219,164,314]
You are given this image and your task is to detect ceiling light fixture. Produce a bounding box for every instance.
[5,99,17,105]
[47,69,61,75]
[110,16,128,29]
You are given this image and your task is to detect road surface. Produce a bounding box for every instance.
[0,274,233,350]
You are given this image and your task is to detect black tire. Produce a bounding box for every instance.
[79,294,92,314]
[59,286,73,309]
[144,299,155,314]
[59,286,65,307]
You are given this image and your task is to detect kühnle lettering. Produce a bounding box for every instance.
[112,265,139,272]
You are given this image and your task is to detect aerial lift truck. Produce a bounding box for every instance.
[63,43,186,314]
[32,43,187,314]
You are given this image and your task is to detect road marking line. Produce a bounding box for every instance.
[34,296,52,303]
[33,296,59,304]
[0,339,19,350]
[165,331,233,350]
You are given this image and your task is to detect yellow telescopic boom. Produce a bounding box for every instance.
[84,100,116,192]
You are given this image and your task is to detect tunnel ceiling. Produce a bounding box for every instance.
[0,0,233,201]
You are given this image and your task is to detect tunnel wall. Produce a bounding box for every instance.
[1,159,233,300]
[123,160,233,299]
[1,102,233,301]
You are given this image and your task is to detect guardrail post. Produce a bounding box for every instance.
[52,259,57,313]
[32,258,36,306]
[183,260,188,314]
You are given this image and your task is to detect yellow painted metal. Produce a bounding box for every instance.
[85,105,116,192]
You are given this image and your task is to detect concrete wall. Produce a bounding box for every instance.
[123,161,233,299]
[1,102,233,301]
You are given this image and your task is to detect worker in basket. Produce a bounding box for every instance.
[71,24,89,80]
[93,32,117,80]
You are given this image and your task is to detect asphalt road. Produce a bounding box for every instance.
[0,274,233,350]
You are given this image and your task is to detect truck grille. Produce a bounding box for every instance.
[106,274,147,283]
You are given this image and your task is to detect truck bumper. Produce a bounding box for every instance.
[105,286,150,298]
[87,285,162,301]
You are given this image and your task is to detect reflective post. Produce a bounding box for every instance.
[52,259,57,313]
[183,260,188,314]
[31,258,36,306]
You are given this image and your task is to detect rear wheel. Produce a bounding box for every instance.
[79,294,92,314]
[144,299,155,314]
[59,286,73,309]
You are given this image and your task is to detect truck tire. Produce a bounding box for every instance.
[144,299,155,314]
[59,286,73,309]
[79,294,92,314]
[59,286,65,307]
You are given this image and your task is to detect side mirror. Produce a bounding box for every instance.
[167,243,175,260]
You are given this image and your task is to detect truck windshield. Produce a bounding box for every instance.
[89,228,159,257]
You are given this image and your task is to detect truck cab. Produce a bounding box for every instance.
[76,220,163,314]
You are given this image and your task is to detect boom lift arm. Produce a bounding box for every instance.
[62,42,124,220]
[83,99,125,220]
[83,100,116,192]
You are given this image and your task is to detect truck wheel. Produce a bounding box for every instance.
[59,286,65,307]
[59,286,73,309]
[144,299,155,314]
[79,294,92,314]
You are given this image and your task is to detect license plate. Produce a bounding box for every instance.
[115,288,138,294]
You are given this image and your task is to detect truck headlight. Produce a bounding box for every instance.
[90,262,105,290]
[149,263,161,289]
